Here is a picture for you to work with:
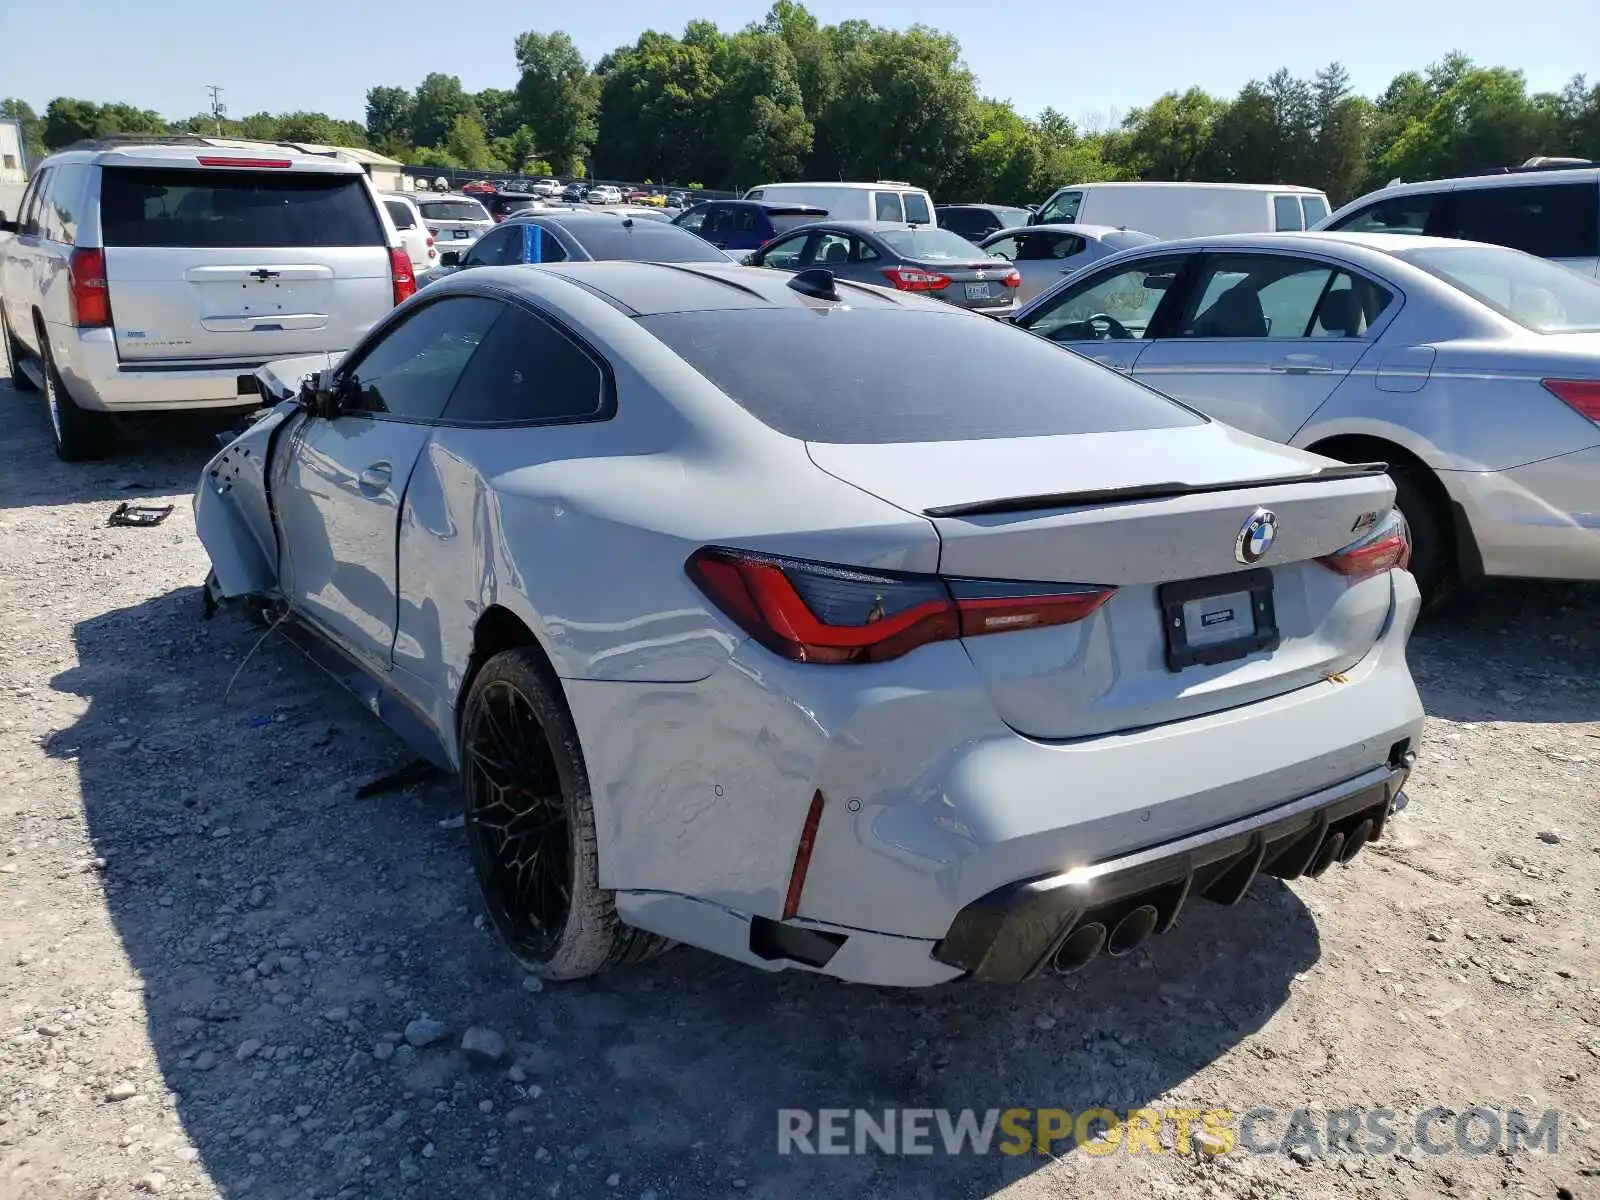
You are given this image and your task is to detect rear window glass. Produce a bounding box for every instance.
[419,199,489,222]
[562,221,729,263]
[639,309,1202,443]
[1302,195,1329,226]
[99,167,383,248]
[876,227,984,262]
[904,193,932,224]
[1273,195,1304,231]
[1395,244,1600,333]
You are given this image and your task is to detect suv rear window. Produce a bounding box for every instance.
[418,199,489,222]
[639,309,1202,443]
[1431,182,1600,260]
[768,209,827,234]
[99,167,383,248]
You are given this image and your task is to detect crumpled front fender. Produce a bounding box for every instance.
[193,402,298,598]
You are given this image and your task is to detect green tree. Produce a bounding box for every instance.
[818,25,980,192]
[1119,87,1226,180]
[412,73,478,149]
[710,31,811,186]
[42,98,165,149]
[365,86,414,154]
[947,99,1043,203]
[1,98,47,164]
[1308,64,1370,203]
[445,115,503,171]
[595,29,722,183]
[515,31,598,178]
[475,87,522,142]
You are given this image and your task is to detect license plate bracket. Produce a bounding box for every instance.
[1158,567,1279,671]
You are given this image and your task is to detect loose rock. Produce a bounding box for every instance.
[461,1026,507,1063]
[404,1018,450,1048]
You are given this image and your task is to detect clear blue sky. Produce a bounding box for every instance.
[2,0,1596,127]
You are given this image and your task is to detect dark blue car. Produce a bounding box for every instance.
[671,200,829,254]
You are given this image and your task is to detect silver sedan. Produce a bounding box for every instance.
[195,261,1421,986]
[979,223,1160,301]
[1014,232,1600,597]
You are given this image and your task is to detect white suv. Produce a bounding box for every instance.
[0,139,414,460]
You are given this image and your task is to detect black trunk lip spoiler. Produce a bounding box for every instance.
[923,462,1390,519]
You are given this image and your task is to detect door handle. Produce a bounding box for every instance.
[1270,355,1333,375]
[358,463,392,494]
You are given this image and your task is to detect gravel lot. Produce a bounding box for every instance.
[0,359,1596,1200]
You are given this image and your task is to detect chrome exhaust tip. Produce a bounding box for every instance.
[1050,922,1107,975]
[1106,904,1159,957]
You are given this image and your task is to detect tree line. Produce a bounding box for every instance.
[5,2,1598,206]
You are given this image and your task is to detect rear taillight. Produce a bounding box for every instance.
[68,248,111,329]
[1317,508,1411,581]
[426,235,435,248]
[880,266,950,292]
[1542,378,1600,423]
[999,268,1021,289]
[685,547,1114,665]
[389,248,416,305]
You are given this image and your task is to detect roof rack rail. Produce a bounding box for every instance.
[1479,156,1593,175]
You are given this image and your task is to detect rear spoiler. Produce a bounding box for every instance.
[924,462,1390,518]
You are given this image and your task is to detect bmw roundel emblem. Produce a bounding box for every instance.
[1235,509,1279,564]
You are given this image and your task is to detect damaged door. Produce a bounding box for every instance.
[274,295,502,669]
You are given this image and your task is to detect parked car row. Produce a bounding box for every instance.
[2,135,1593,995]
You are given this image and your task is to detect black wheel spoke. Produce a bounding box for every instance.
[463,677,572,962]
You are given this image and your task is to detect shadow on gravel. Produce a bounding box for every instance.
[1409,581,1600,725]
[60,587,1321,1200]
[0,376,252,511]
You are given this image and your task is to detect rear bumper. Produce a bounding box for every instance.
[1443,448,1600,581]
[51,325,322,412]
[936,764,1406,981]
[569,571,1424,984]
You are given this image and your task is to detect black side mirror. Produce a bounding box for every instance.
[440,250,461,267]
[0,212,14,234]
[299,368,344,419]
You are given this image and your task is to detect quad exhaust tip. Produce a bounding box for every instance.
[1107,904,1159,957]
[1049,922,1106,975]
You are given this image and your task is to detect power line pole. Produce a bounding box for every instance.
[206,85,225,136]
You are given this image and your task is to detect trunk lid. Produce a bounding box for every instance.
[808,425,1400,739]
[99,164,393,364]
[923,260,1016,311]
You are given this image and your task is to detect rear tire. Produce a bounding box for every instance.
[1389,465,1449,605]
[2,312,38,393]
[40,334,115,461]
[459,647,671,980]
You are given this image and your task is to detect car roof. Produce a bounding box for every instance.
[937,203,1029,213]
[751,181,929,192]
[983,223,1141,240]
[41,143,365,173]
[501,259,935,317]
[799,219,944,234]
[1347,166,1600,202]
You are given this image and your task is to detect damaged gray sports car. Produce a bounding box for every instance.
[196,261,1424,986]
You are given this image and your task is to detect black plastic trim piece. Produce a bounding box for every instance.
[749,917,846,968]
[933,766,1404,981]
[1158,567,1280,671]
[924,462,1389,519]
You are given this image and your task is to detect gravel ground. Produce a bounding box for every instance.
[0,360,1596,1200]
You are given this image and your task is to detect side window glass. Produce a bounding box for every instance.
[1038,189,1083,224]
[874,192,904,222]
[527,225,568,263]
[43,164,85,243]
[855,238,879,262]
[462,225,517,267]
[1021,260,1180,342]
[1309,271,1395,338]
[986,236,1019,261]
[676,207,707,232]
[1434,184,1600,259]
[760,235,809,269]
[903,193,931,224]
[384,200,416,230]
[704,207,733,236]
[1330,194,1436,235]
[1273,196,1304,231]
[21,167,52,237]
[443,306,607,424]
[340,297,503,420]
[1301,195,1329,227]
[733,208,758,233]
[1180,255,1335,339]
[813,232,852,266]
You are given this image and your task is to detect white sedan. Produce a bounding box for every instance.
[1015,232,1600,597]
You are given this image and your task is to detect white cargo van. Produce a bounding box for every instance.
[742,181,937,226]
[1030,182,1331,239]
